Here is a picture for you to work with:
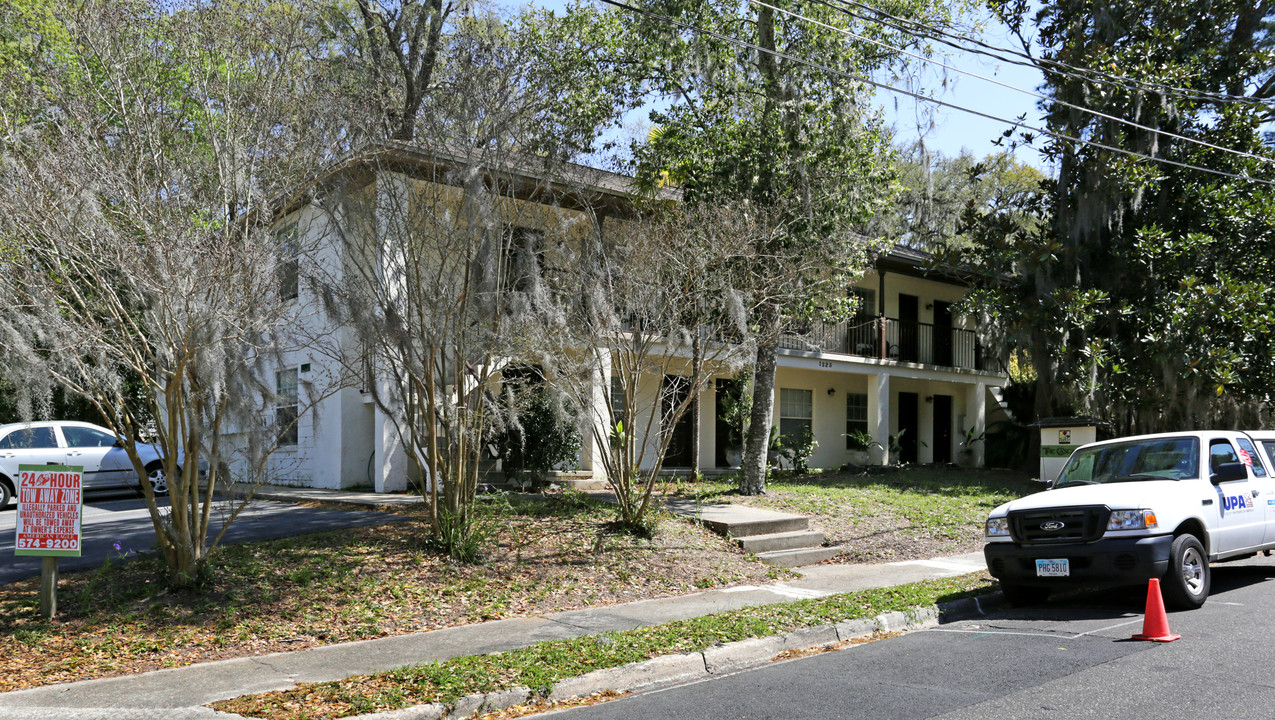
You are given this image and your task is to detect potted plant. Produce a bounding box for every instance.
[887,428,907,465]
[958,426,984,468]
[845,429,882,466]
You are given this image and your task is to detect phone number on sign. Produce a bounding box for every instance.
[16,537,79,550]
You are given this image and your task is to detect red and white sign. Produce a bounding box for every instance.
[1239,448,1253,467]
[15,465,83,557]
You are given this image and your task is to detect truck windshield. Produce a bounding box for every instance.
[1055,437,1199,487]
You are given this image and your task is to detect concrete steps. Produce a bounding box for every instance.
[660,498,839,568]
[754,545,843,567]
[737,530,826,554]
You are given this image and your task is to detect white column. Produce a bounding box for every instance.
[578,348,611,478]
[919,392,934,464]
[869,373,890,465]
[373,405,408,493]
[965,382,987,468]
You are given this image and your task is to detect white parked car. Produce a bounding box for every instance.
[985,430,1275,610]
[0,421,181,509]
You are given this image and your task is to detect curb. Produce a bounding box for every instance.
[341,593,1004,720]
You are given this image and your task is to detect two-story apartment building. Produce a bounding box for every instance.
[261,142,1009,492]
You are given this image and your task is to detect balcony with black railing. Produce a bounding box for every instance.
[779,316,1000,372]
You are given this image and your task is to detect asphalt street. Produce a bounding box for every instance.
[539,557,1275,720]
[0,491,408,584]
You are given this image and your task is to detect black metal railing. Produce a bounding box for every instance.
[780,317,1000,372]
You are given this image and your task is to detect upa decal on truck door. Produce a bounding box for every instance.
[1223,493,1255,512]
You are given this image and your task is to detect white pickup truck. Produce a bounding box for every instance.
[984,430,1275,610]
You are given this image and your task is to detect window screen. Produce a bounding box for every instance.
[779,388,812,445]
[845,393,868,448]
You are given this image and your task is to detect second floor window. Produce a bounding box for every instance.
[277,224,299,301]
[503,226,544,292]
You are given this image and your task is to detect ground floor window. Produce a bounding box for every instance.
[276,368,299,446]
[779,388,812,444]
[610,375,626,425]
[845,392,868,448]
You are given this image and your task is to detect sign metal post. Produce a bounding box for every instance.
[15,464,83,619]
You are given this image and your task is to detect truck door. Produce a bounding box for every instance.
[1209,437,1265,554]
[1234,436,1275,546]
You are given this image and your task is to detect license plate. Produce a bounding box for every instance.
[1036,558,1069,577]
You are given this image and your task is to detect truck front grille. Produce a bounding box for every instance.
[1008,506,1109,544]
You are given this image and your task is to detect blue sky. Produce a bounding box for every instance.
[875,12,1047,169]
[507,0,1049,172]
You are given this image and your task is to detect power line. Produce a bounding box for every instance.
[824,0,1275,109]
[596,0,1275,188]
[756,0,1275,167]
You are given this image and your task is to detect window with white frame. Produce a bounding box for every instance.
[845,393,868,448]
[276,368,299,446]
[779,388,812,445]
[610,375,626,425]
[277,224,299,301]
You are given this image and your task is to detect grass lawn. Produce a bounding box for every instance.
[214,572,996,720]
[668,466,1040,562]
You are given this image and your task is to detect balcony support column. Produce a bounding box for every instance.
[965,382,987,467]
[869,372,890,465]
[578,347,611,478]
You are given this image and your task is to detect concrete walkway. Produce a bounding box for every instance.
[0,487,991,719]
[246,484,425,508]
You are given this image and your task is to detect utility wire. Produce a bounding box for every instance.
[597,0,1275,188]
[824,0,1275,108]
[755,0,1275,167]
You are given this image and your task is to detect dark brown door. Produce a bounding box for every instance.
[932,395,953,464]
[714,378,741,467]
[898,294,919,363]
[933,301,953,367]
[899,392,919,464]
[662,375,695,468]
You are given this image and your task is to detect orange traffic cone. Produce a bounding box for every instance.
[1132,578,1180,642]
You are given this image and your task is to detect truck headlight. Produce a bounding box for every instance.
[985,517,1010,537]
[1108,509,1157,531]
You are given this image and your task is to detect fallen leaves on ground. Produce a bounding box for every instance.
[0,495,786,693]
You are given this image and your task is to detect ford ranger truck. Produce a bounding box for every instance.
[984,431,1274,609]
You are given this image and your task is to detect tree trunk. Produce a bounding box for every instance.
[690,329,703,477]
[740,305,780,495]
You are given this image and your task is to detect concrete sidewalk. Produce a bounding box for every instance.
[246,484,425,508]
[0,488,992,719]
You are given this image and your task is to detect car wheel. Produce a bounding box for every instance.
[1000,582,1050,607]
[0,477,11,509]
[144,463,171,497]
[1162,533,1209,610]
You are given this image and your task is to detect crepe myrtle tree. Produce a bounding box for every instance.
[307,6,632,556]
[0,0,334,586]
[310,145,554,558]
[528,203,756,530]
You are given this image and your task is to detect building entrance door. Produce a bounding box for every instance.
[899,392,919,464]
[932,394,953,464]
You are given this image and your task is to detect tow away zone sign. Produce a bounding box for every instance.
[15,464,83,557]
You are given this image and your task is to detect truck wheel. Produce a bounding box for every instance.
[1162,534,1210,610]
[1001,583,1050,607]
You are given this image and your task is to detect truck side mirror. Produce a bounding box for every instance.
[1211,462,1247,484]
